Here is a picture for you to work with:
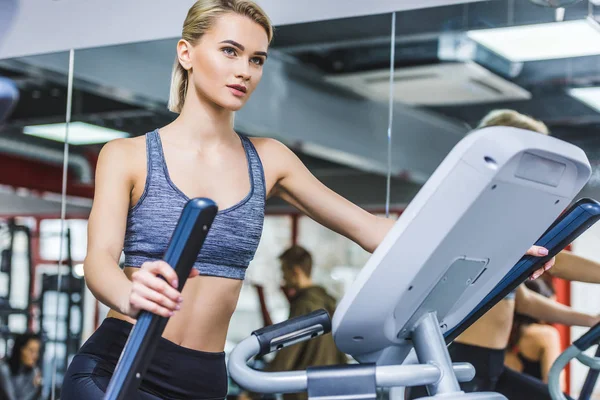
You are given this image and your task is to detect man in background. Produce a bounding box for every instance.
[267,245,347,400]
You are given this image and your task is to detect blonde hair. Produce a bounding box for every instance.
[168,0,273,114]
[477,109,549,135]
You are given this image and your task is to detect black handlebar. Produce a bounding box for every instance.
[574,322,600,352]
[104,198,218,400]
[252,309,332,357]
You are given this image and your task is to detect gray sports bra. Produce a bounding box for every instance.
[122,130,266,280]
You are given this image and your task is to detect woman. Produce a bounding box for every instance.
[61,3,555,399]
[505,279,566,390]
[0,333,42,400]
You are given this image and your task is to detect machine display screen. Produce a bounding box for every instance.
[515,152,566,187]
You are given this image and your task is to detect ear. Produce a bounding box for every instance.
[177,39,193,71]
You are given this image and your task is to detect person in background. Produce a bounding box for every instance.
[505,278,566,390]
[0,333,42,400]
[266,245,347,400]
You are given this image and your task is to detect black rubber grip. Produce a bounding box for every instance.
[574,322,600,351]
[104,198,218,400]
[252,309,331,357]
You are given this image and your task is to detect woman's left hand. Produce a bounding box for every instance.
[527,245,555,280]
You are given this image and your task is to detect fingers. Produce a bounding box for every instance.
[133,281,181,312]
[131,261,183,318]
[133,266,182,305]
[130,292,175,318]
[143,260,199,282]
[526,246,549,257]
[529,257,555,280]
[129,261,200,318]
[142,260,179,288]
[526,246,551,280]
[530,267,545,280]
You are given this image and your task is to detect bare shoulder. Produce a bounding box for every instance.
[248,137,297,176]
[247,137,299,196]
[98,136,145,169]
[95,135,148,191]
[248,136,293,160]
[526,323,560,342]
[99,135,142,158]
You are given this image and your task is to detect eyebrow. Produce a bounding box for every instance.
[220,40,268,58]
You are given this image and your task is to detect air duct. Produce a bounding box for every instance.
[0,136,93,184]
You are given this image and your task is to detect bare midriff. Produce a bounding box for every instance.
[106,267,243,352]
[454,299,516,350]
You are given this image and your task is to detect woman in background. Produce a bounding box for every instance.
[505,278,566,390]
[0,333,42,400]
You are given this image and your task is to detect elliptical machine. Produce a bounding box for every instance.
[229,127,595,399]
[549,322,600,400]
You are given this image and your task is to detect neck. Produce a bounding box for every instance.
[166,88,236,147]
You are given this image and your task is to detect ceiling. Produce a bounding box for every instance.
[0,0,486,60]
[274,1,600,136]
[2,0,600,206]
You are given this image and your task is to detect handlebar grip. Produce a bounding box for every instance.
[574,322,600,351]
[104,198,218,400]
[162,198,218,291]
[252,309,331,357]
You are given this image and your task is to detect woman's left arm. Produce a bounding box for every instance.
[259,139,557,277]
[549,250,600,283]
[264,139,395,253]
[515,285,599,326]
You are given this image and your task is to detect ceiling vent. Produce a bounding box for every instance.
[325,62,531,106]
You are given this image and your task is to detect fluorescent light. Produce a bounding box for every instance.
[467,19,600,62]
[24,121,129,145]
[569,87,600,112]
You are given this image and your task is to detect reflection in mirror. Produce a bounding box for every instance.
[376,1,600,398]
[0,47,89,399]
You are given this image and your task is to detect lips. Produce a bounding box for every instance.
[227,84,247,93]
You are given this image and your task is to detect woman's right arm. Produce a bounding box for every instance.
[83,139,184,318]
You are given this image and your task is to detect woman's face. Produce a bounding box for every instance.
[20,339,40,368]
[179,13,269,111]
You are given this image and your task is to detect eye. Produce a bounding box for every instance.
[250,57,265,66]
[222,47,237,56]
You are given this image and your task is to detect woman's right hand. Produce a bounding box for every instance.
[123,260,199,318]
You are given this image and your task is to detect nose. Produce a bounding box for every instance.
[235,60,251,82]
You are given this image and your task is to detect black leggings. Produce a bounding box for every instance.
[407,342,573,400]
[61,318,228,400]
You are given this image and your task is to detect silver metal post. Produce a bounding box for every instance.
[412,312,461,396]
